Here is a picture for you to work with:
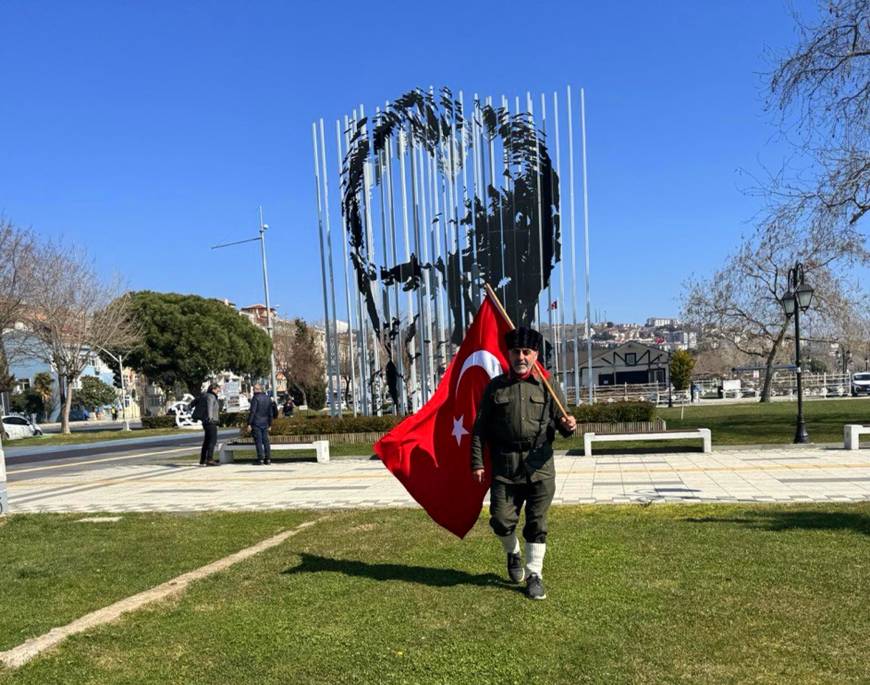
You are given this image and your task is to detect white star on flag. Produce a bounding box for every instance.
[452,416,469,446]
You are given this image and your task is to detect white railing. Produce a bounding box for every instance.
[563,372,857,405]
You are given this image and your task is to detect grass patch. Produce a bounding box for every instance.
[9,428,192,447]
[657,397,870,445]
[0,512,308,652]
[1,504,867,683]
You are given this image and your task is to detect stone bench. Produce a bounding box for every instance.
[583,428,712,457]
[218,439,330,464]
[843,424,870,450]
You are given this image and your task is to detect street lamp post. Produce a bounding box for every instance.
[211,207,279,399]
[96,347,130,431]
[780,262,815,444]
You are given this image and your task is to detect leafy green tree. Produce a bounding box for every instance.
[807,358,828,374]
[10,390,43,417]
[305,383,326,411]
[75,376,117,411]
[116,292,272,395]
[33,372,54,419]
[669,349,696,391]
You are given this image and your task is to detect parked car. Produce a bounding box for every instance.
[1,414,44,440]
[851,372,870,397]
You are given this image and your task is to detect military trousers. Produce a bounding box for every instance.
[489,477,556,543]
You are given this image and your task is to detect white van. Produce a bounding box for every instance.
[851,372,870,397]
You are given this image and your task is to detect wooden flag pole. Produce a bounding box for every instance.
[482,283,571,420]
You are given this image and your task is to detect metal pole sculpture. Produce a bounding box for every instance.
[318,85,589,415]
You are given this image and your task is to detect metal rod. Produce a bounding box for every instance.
[553,91,569,394]
[415,139,435,398]
[384,132,406,414]
[580,89,593,405]
[360,105,383,416]
[398,126,419,411]
[447,94,466,337]
[566,86,581,403]
[428,141,446,377]
[319,120,341,415]
[336,119,358,416]
[351,110,370,415]
[408,127,429,403]
[540,92,556,373]
[312,123,336,412]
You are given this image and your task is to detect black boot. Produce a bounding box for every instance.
[507,552,525,583]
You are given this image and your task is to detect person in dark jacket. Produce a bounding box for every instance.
[247,383,273,465]
[471,327,576,600]
[199,383,222,466]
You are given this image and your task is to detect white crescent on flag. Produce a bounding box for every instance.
[455,350,504,392]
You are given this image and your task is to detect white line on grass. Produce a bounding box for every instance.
[0,518,322,669]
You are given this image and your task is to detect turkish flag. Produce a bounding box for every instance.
[375,293,549,538]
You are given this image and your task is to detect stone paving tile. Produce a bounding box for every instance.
[7,447,870,513]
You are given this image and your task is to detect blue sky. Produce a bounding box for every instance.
[0,0,819,324]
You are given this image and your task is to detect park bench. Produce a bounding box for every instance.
[218,438,330,464]
[843,424,870,450]
[583,428,712,457]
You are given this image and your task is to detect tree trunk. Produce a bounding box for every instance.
[61,375,73,434]
[760,323,790,403]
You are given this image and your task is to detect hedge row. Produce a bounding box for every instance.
[140,416,177,429]
[268,414,403,436]
[569,401,656,423]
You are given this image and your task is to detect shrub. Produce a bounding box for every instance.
[570,401,656,423]
[305,384,326,411]
[269,414,403,436]
[141,416,177,429]
[219,412,247,427]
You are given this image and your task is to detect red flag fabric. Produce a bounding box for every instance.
[374,294,515,538]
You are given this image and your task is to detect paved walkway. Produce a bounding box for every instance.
[7,445,870,513]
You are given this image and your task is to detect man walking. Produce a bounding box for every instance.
[471,327,577,600]
[247,383,273,465]
[198,383,221,466]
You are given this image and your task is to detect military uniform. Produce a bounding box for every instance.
[471,372,572,543]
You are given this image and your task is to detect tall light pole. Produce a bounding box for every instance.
[780,262,815,444]
[95,346,130,431]
[212,207,279,398]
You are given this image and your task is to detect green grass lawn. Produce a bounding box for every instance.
[1,504,867,684]
[657,397,870,445]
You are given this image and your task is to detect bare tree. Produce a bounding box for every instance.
[766,0,869,226]
[23,243,139,433]
[336,328,355,407]
[273,318,325,407]
[682,210,865,400]
[0,219,38,395]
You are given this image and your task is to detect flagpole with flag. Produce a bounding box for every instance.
[374,284,567,538]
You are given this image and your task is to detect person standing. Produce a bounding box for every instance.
[198,383,222,466]
[471,327,577,600]
[247,383,273,465]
